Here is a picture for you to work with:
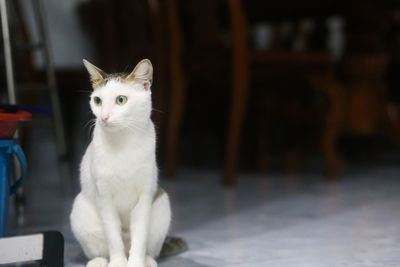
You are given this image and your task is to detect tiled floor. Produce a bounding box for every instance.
[7,125,400,267]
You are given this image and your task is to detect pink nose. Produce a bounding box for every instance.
[101,115,109,122]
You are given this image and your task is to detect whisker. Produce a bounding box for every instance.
[83,118,97,138]
[123,64,131,73]
[84,119,96,129]
[152,108,164,114]
[88,123,96,138]
[86,118,150,134]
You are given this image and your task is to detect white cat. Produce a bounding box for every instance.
[70,59,171,267]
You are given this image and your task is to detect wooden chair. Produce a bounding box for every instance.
[222,0,345,184]
[224,0,400,185]
[163,0,344,183]
[331,1,400,162]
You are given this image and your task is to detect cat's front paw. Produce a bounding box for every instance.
[87,257,108,267]
[126,261,145,267]
[127,257,157,267]
[108,257,128,267]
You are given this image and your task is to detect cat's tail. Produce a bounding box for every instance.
[159,236,188,258]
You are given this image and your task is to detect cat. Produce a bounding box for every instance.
[70,59,171,267]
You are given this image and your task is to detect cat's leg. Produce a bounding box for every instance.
[144,256,157,267]
[86,257,108,267]
[70,193,108,266]
[145,192,171,266]
[127,192,152,267]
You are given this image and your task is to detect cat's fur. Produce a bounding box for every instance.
[70,59,171,267]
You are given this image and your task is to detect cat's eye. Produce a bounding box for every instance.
[116,95,128,105]
[93,96,102,106]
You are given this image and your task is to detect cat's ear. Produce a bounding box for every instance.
[125,59,153,90]
[83,59,107,89]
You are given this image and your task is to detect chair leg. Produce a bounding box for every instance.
[257,119,269,172]
[148,0,168,138]
[223,0,250,185]
[164,0,185,179]
[321,79,344,178]
[223,73,249,185]
[381,101,400,145]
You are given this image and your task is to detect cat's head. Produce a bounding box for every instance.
[83,59,153,132]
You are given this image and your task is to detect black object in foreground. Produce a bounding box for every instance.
[0,231,64,267]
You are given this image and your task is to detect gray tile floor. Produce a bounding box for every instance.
[8,125,400,267]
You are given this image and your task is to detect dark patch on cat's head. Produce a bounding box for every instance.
[91,73,129,89]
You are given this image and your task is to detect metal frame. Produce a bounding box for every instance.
[0,0,71,184]
[0,0,16,104]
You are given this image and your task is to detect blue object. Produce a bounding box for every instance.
[0,104,51,114]
[0,140,27,237]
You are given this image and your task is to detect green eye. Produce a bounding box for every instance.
[116,95,128,105]
[93,96,102,106]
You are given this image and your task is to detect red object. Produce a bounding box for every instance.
[0,110,32,139]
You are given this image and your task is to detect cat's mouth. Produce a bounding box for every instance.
[99,120,126,132]
[99,120,116,128]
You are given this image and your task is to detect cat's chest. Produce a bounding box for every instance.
[91,143,153,191]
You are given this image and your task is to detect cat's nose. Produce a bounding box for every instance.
[101,115,110,122]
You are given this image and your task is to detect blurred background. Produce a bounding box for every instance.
[1,0,400,266]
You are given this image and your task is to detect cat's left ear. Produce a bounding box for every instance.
[83,59,107,89]
[125,59,153,90]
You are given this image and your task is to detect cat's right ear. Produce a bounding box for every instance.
[83,59,106,89]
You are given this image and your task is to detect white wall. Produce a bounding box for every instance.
[22,0,94,68]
